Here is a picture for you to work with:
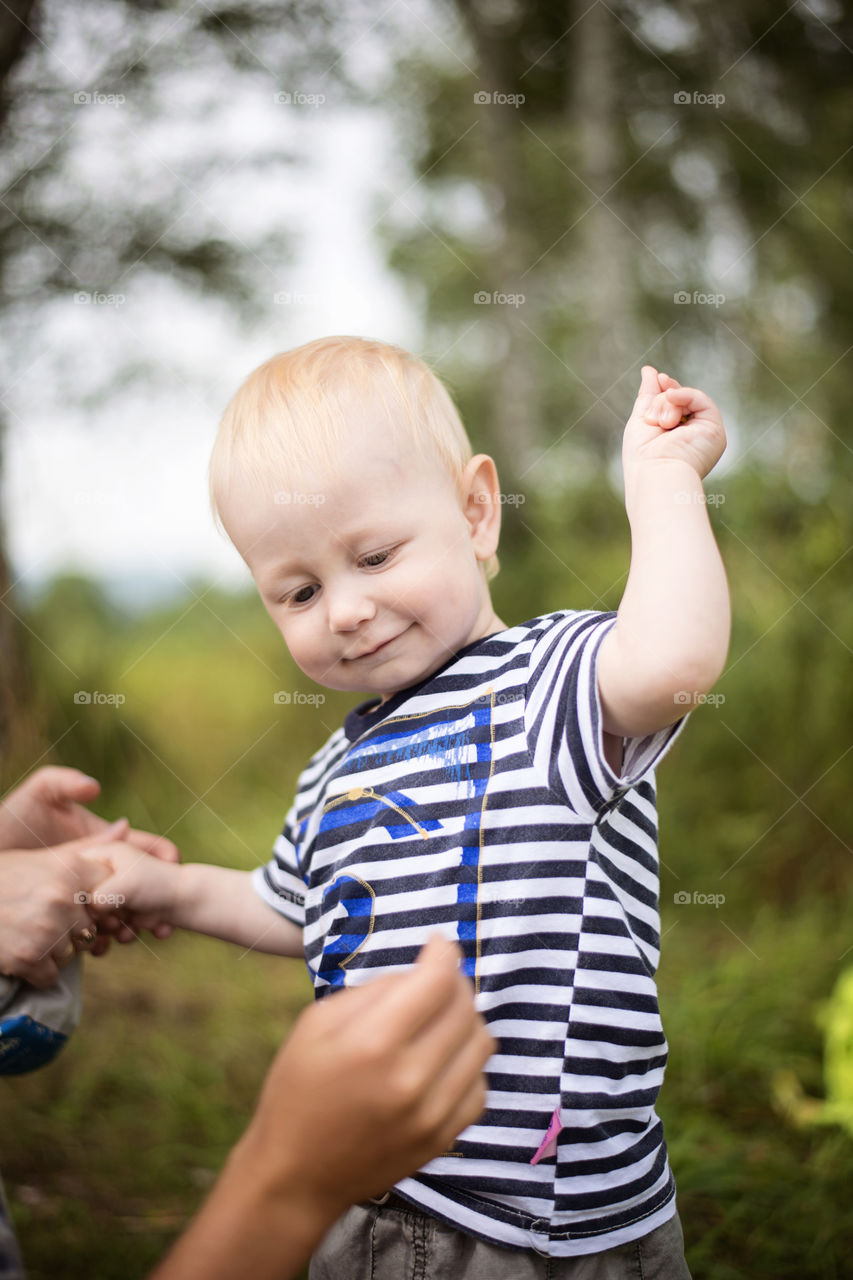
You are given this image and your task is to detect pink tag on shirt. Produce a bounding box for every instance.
[530,1105,563,1165]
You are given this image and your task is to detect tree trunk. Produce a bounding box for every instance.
[0,427,45,776]
[0,4,44,777]
[571,0,634,455]
[455,0,542,489]
[0,0,38,125]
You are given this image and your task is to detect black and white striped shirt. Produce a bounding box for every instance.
[253,610,684,1256]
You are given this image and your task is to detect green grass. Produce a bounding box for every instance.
[657,898,853,1278]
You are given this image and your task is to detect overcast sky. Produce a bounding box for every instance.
[3,90,416,605]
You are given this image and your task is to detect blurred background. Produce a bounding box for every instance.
[0,1,851,1276]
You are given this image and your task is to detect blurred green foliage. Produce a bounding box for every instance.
[1,463,851,1278]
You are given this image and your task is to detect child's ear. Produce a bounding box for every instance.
[460,454,502,563]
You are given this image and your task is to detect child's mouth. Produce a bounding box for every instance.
[346,627,409,661]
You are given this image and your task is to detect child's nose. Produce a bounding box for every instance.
[326,584,377,632]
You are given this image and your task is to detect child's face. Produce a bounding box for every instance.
[220,418,502,700]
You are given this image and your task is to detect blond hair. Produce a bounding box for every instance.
[210,335,498,578]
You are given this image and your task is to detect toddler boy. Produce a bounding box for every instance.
[91,336,729,1276]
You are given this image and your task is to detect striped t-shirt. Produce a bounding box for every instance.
[253,610,684,1257]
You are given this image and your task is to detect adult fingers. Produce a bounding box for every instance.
[50,937,76,967]
[65,908,100,950]
[51,826,129,880]
[392,1042,492,1174]
[30,766,101,808]
[434,1071,491,1154]
[406,968,488,1084]
[429,1016,495,1111]
[371,935,464,1043]
[16,953,62,989]
[415,1012,494,1131]
[314,935,461,1042]
[124,828,181,864]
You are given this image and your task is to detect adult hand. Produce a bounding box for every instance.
[0,827,127,987]
[0,766,179,864]
[150,936,495,1280]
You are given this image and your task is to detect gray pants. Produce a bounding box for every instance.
[309,1196,692,1280]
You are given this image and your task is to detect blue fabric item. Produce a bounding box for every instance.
[0,959,81,1077]
[0,1013,69,1076]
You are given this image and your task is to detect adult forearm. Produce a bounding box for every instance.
[149,1132,331,1280]
[150,937,493,1280]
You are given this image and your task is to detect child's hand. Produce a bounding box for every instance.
[623,365,726,480]
[79,841,180,943]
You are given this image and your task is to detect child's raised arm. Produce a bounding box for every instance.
[82,843,303,958]
[596,365,731,740]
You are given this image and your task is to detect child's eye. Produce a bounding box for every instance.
[287,585,317,606]
[360,547,395,569]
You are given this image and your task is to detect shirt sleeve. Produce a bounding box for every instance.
[251,799,306,929]
[524,610,687,819]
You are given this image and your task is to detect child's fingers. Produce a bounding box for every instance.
[644,385,715,429]
[628,366,662,422]
[657,372,681,390]
[662,385,715,413]
[630,366,655,404]
[643,391,683,429]
[125,828,181,864]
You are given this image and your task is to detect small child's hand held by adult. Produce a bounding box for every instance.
[0,828,127,987]
[78,839,180,944]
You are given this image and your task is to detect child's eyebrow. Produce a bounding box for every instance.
[259,524,403,585]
